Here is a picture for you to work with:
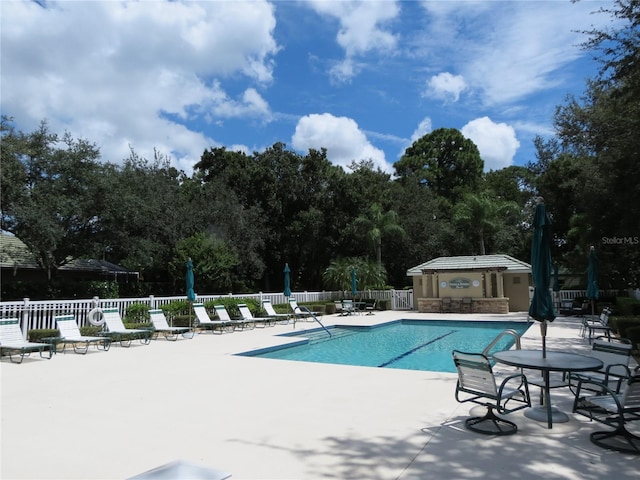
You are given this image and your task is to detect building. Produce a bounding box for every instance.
[406,254,532,314]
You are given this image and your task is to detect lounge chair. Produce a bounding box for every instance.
[0,318,52,363]
[148,309,192,341]
[54,315,111,353]
[341,299,357,316]
[213,304,255,331]
[288,298,320,321]
[192,303,234,334]
[262,299,291,324]
[101,307,151,347]
[452,350,531,435]
[441,297,452,313]
[237,304,273,328]
[568,338,632,394]
[573,375,640,454]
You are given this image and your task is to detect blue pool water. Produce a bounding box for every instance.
[238,320,532,373]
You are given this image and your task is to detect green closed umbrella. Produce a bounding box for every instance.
[351,267,358,298]
[586,246,599,317]
[185,258,196,302]
[283,263,291,298]
[528,200,556,357]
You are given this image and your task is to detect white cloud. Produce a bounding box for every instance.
[411,117,432,143]
[425,72,467,102]
[0,0,278,173]
[307,0,400,82]
[417,1,611,106]
[461,117,520,171]
[291,113,389,172]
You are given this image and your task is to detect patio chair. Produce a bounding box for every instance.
[101,307,151,347]
[192,303,234,334]
[148,309,192,341]
[572,375,640,454]
[288,298,320,321]
[452,350,531,435]
[568,338,632,394]
[213,304,255,331]
[237,303,273,328]
[364,299,376,315]
[333,300,345,316]
[262,299,291,324]
[0,318,53,364]
[54,315,111,353]
[582,307,613,341]
[341,299,356,316]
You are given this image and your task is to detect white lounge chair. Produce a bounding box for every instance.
[452,350,531,435]
[213,304,255,330]
[573,375,640,454]
[261,299,291,324]
[101,307,151,347]
[148,309,192,341]
[288,298,320,321]
[0,318,52,363]
[55,315,111,353]
[193,303,234,334]
[237,303,273,328]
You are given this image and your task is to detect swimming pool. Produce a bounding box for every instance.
[238,320,532,373]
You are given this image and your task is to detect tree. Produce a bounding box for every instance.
[393,128,484,201]
[452,192,521,255]
[1,120,106,281]
[353,203,406,267]
[322,256,386,291]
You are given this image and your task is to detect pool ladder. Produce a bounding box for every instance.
[298,306,332,337]
[482,329,521,357]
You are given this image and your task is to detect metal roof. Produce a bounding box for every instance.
[407,254,531,276]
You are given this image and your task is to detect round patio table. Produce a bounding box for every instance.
[493,349,603,429]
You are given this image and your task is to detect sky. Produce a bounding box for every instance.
[1,1,616,175]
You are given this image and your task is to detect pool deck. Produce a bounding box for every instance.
[1,311,638,479]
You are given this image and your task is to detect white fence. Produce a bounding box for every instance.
[0,289,415,335]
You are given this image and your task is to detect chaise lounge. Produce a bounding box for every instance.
[0,318,53,364]
[55,315,111,353]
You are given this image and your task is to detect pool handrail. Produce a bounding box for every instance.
[298,306,332,337]
[482,329,521,357]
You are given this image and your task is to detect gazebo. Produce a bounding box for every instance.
[406,254,532,314]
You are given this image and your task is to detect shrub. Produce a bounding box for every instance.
[614,297,640,316]
[626,326,640,350]
[124,303,150,323]
[162,300,191,319]
[610,316,640,338]
[28,328,59,342]
[378,299,390,311]
[80,325,102,336]
[325,303,336,315]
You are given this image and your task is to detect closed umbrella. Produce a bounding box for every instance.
[586,246,599,317]
[528,199,556,358]
[185,258,196,301]
[283,263,291,298]
[185,258,196,333]
[351,267,358,298]
[552,262,560,312]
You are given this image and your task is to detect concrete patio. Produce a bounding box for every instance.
[1,311,638,479]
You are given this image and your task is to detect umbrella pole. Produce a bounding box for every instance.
[540,320,547,358]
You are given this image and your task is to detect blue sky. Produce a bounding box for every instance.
[1,1,614,175]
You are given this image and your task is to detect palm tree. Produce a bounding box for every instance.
[353,203,407,266]
[452,192,520,255]
[322,257,386,291]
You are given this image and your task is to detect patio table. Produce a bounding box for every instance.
[493,349,603,429]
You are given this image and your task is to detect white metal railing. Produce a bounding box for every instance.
[0,289,410,335]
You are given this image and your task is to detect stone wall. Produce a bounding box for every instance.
[417,297,509,314]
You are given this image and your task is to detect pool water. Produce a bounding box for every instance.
[238,320,532,373]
